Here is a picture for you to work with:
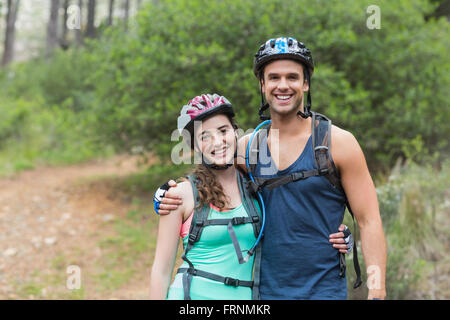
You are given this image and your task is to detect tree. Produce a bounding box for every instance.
[46,0,60,59]
[123,0,130,31]
[76,0,83,46]
[60,0,70,49]
[108,0,115,26]
[86,0,96,38]
[2,0,20,66]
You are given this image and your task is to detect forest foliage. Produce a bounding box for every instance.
[0,0,448,173]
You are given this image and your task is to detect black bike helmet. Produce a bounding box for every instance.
[253,37,314,119]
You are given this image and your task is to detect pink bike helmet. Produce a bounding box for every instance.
[177,94,235,138]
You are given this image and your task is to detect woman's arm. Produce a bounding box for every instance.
[149,181,193,299]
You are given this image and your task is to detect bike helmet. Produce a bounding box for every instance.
[177,94,234,136]
[253,37,314,78]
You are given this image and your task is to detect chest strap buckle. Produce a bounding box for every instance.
[224,277,240,287]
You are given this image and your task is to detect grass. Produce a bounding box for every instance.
[89,164,191,294]
[8,158,448,300]
[346,161,450,299]
[12,256,86,299]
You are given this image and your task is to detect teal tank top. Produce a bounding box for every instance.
[167,202,257,300]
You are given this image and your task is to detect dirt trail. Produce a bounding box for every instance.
[0,155,153,299]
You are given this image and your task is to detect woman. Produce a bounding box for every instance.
[149,94,349,300]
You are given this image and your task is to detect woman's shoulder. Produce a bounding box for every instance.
[170,180,192,196]
[170,180,195,219]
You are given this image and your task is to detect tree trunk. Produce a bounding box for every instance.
[86,0,96,38]
[108,0,115,26]
[60,0,69,49]
[46,0,60,59]
[76,0,83,46]
[123,0,130,31]
[2,0,20,66]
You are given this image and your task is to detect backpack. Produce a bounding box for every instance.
[177,171,263,299]
[245,111,362,289]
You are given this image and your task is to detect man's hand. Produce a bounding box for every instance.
[153,180,182,215]
[329,224,353,254]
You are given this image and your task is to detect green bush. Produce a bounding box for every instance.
[0,96,113,175]
[346,161,449,299]
[0,0,447,173]
[86,0,448,171]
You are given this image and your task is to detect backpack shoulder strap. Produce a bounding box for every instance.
[311,111,343,192]
[247,126,267,178]
[236,170,263,300]
[181,175,210,300]
[236,171,261,238]
[185,175,209,247]
[311,112,363,288]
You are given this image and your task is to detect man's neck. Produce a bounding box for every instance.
[270,109,311,138]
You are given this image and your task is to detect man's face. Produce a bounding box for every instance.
[261,59,309,117]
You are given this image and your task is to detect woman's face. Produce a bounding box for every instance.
[194,114,236,167]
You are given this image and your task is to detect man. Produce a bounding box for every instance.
[156,37,386,300]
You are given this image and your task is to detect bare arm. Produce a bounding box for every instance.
[149,182,193,299]
[332,126,387,299]
[235,134,250,173]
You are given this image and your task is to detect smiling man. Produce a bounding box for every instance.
[238,37,387,299]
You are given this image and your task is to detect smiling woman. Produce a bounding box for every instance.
[149,94,263,300]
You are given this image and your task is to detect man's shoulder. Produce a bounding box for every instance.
[329,124,361,167]
[330,124,358,146]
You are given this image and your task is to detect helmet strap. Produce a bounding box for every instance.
[202,160,233,170]
[297,71,312,119]
[258,82,271,121]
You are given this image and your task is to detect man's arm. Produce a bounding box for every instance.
[235,134,250,173]
[332,126,387,299]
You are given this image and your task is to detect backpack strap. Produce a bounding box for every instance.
[237,171,261,238]
[179,173,263,299]
[237,170,263,300]
[247,125,267,183]
[311,111,362,288]
[344,203,363,288]
[311,111,343,192]
[181,175,210,300]
[251,238,262,300]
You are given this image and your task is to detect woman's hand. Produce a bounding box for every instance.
[329,224,353,254]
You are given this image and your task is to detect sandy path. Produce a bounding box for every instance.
[0,155,153,299]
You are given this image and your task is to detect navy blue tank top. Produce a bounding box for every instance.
[255,131,347,299]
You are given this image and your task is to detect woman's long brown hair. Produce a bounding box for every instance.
[191,165,230,210]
